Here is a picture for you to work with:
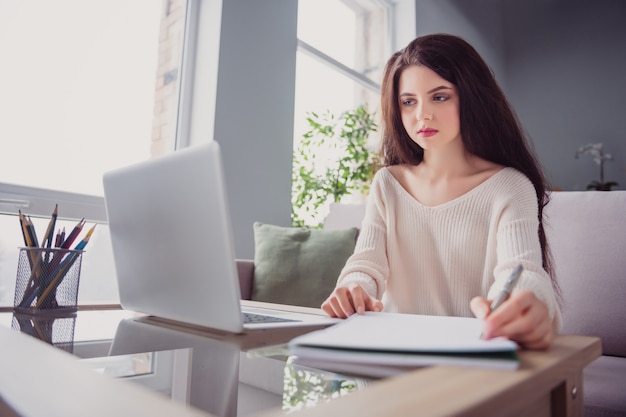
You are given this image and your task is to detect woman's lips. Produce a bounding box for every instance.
[418,128,438,138]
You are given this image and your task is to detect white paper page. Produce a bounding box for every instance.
[290,312,517,353]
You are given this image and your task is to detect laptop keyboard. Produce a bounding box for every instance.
[243,312,299,324]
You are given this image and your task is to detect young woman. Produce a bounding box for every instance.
[321,34,561,350]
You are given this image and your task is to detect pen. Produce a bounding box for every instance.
[490,264,524,311]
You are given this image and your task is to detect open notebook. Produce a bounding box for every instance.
[103,141,339,333]
[289,312,519,377]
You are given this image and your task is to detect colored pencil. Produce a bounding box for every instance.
[74,224,96,251]
[60,219,85,249]
[41,205,58,250]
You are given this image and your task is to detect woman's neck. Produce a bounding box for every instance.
[420,145,480,180]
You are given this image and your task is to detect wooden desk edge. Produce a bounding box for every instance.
[247,334,601,417]
[0,305,602,417]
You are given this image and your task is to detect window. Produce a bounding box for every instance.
[293,0,392,225]
[0,1,398,307]
[0,0,189,307]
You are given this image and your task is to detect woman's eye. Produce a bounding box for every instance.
[401,99,415,106]
[433,95,448,102]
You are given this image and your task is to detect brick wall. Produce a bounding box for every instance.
[151,0,185,157]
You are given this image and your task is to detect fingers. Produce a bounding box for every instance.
[469,296,490,319]
[365,296,384,314]
[481,290,553,350]
[518,319,553,350]
[321,287,355,318]
[321,287,352,318]
[321,285,383,318]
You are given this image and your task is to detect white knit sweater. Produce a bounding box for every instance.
[337,166,562,329]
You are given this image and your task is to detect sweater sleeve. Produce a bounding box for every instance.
[486,174,563,331]
[335,170,390,300]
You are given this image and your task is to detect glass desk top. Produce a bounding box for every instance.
[0,310,370,417]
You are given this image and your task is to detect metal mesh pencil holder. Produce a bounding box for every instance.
[13,247,84,315]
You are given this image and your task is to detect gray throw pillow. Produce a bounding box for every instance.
[252,222,358,308]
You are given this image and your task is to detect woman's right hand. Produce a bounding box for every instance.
[321,284,383,318]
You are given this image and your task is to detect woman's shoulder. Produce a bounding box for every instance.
[486,167,538,211]
[372,165,400,185]
[492,167,535,191]
[374,165,399,177]
[376,164,417,182]
[372,165,417,193]
[369,165,410,203]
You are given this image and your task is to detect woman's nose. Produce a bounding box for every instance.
[416,104,432,121]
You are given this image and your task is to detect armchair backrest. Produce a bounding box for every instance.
[545,191,626,357]
[323,203,366,230]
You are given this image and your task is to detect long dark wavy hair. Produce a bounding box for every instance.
[380,33,558,291]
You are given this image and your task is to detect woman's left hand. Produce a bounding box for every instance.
[470,290,554,350]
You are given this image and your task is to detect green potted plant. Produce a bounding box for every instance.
[292,104,379,228]
[575,143,619,191]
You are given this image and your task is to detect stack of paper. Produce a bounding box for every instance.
[288,312,519,377]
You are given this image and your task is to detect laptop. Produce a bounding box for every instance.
[102,141,339,333]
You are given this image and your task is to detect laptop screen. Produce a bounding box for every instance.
[103,141,246,332]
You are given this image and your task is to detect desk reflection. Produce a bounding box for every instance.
[82,318,365,417]
[11,313,76,353]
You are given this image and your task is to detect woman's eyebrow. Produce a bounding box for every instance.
[399,86,453,97]
[427,85,453,94]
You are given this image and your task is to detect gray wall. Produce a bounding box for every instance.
[503,0,626,191]
[414,0,626,191]
[215,1,297,259]
[414,0,507,85]
[190,1,297,259]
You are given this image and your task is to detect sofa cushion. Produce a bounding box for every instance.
[252,222,358,308]
[545,191,626,357]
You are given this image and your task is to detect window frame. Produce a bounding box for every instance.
[295,0,395,95]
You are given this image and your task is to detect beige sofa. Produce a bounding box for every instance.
[543,191,626,417]
[237,191,626,417]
